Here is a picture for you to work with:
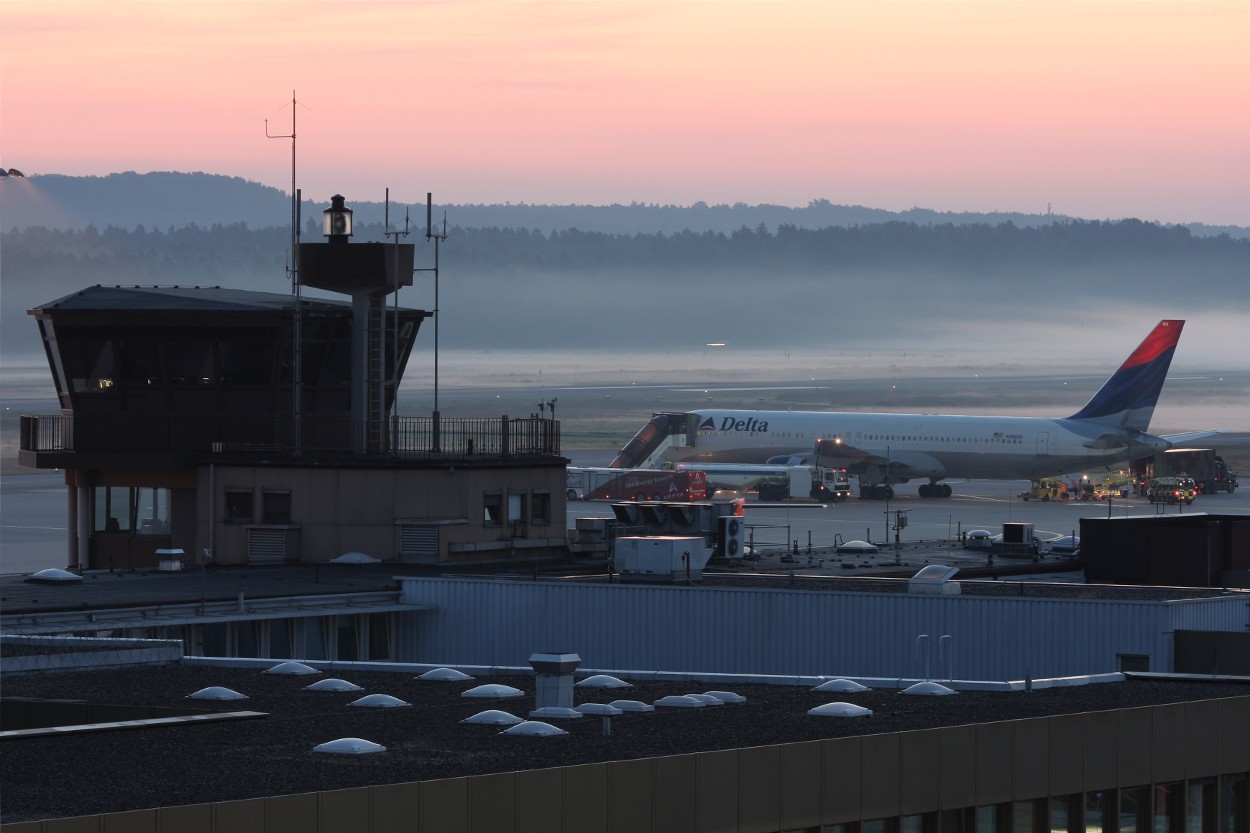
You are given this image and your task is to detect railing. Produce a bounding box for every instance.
[19,414,560,459]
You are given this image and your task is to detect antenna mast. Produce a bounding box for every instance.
[384,189,411,454]
[266,91,302,450]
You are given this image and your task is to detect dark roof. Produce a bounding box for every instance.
[30,285,424,315]
[3,662,1249,823]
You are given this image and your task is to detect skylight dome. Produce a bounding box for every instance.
[808,702,873,718]
[655,695,705,709]
[329,551,381,564]
[304,678,363,692]
[704,690,746,704]
[500,721,567,737]
[575,674,630,689]
[576,703,624,717]
[348,694,411,708]
[901,682,957,696]
[418,668,473,681]
[813,679,870,693]
[608,700,655,713]
[529,706,582,720]
[461,710,523,726]
[461,684,524,699]
[25,568,83,584]
[313,738,387,755]
[264,661,320,676]
[685,694,724,705]
[187,687,248,701]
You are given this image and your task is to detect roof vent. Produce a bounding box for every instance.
[530,652,581,712]
[461,710,523,726]
[187,687,248,701]
[813,679,870,693]
[348,694,410,708]
[808,702,873,718]
[304,678,363,692]
[462,684,524,699]
[264,661,320,676]
[418,668,473,681]
[901,681,957,696]
[576,674,630,689]
[501,721,567,737]
[313,738,387,755]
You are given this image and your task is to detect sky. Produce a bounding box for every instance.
[1,0,1248,226]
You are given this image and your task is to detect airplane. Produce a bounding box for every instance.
[608,320,1220,498]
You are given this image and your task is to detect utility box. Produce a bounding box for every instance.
[998,522,1037,559]
[155,548,185,572]
[615,536,710,582]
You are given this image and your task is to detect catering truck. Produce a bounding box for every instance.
[1155,449,1238,494]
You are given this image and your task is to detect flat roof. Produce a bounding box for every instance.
[3,661,1249,823]
[29,284,425,314]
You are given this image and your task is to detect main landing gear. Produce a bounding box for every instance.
[918,483,953,498]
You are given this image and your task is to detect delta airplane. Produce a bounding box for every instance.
[609,320,1219,498]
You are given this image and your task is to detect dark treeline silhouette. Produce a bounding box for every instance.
[6,217,1243,285]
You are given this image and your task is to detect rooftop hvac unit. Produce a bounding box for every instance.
[615,536,711,582]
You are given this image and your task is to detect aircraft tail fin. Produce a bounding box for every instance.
[1067,320,1184,432]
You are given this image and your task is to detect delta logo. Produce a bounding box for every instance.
[698,416,770,433]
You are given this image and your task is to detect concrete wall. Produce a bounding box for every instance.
[197,462,566,565]
[7,696,1248,833]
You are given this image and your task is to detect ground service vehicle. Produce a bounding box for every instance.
[1019,478,1068,501]
[674,463,850,502]
[1148,475,1197,505]
[1091,471,1134,500]
[1156,448,1238,494]
[566,468,707,502]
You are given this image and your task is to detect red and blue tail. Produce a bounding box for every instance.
[1067,320,1184,431]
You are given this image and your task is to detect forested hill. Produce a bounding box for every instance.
[2,171,1247,239]
[4,216,1248,359]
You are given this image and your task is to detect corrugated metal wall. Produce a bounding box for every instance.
[399,578,1250,680]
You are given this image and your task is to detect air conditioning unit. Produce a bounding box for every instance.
[717,515,744,560]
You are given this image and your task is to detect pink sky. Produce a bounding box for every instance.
[2,0,1247,225]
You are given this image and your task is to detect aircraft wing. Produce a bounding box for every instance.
[1160,429,1224,446]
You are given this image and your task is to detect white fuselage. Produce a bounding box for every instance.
[663,410,1162,482]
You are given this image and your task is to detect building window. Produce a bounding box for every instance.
[507,493,526,524]
[1118,653,1150,672]
[1049,794,1082,833]
[135,487,171,535]
[1224,774,1248,833]
[263,490,291,523]
[1119,786,1150,832]
[94,486,132,533]
[1187,778,1217,833]
[483,492,503,526]
[1085,790,1116,832]
[225,489,254,523]
[531,491,551,525]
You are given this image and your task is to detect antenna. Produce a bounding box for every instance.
[266,91,306,451]
[384,189,412,454]
[415,192,449,451]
